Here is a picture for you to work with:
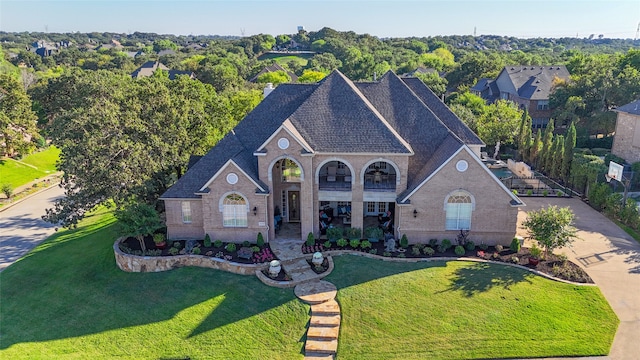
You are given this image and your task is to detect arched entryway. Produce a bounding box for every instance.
[272,158,303,239]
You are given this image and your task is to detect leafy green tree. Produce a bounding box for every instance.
[153,39,178,52]
[523,206,578,259]
[256,70,291,85]
[416,71,448,97]
[308,53,342,73]
[447,91,486,116]
[227,89,262,123]
[0,74,39,156]
[115,203,164,252]
[476,100,522,147]
[298,70,326,83]
[40,70,231,227]
[562,122,576,182]
[449,104,478,134]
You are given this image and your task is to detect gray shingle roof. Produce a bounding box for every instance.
[503,65,569,100]
[131,61,195,80]
[161,70,485,199]
[401,77,484,146]
[615,99,640,116]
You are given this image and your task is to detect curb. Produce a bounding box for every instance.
[0,182,62,214]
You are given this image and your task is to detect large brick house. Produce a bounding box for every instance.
[160,70,523,246]
[471,65,570,130]
[612,99,640,164]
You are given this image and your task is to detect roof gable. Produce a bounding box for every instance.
[615,99,640,116]
[198,159,266,193]
[288,71,413,154]
[503,65,570,100]
[255,120,314,154]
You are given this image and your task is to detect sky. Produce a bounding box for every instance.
[1,0,639,39]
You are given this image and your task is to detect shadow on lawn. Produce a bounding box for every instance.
[443,262,533,297]
[0,218,298,349]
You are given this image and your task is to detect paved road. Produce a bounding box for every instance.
[516,198,640,360]
[0,185,65,272]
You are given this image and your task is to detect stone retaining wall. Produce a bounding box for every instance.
[113,238,267,274]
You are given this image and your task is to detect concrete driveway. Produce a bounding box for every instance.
[0,185,65,272]
[516,197,640,360]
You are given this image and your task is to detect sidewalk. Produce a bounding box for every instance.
[516,197,640,360]
[0,172,62,213]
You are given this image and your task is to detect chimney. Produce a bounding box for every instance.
[263,83,275,98]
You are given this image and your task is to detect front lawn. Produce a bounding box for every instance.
[325,256,619,360]
[0,146,60,188]
[0,208,308,359]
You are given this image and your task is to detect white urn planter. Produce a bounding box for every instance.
[312,252,324,267]
[269,260,281,277]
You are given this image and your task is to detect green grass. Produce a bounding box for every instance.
[0,208,619,359]
[613,218,640,243]
[258,52,313,67]
[0,146,60,188]
[0,208,308,359]
[325,256,619,360]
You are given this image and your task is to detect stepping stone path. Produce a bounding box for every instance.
[295,280,341,359]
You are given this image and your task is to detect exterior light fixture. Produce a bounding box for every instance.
[413,209,418,218]
[253,206,258,216]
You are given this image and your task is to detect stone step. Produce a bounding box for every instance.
[307,325,340,340]
[311,300,340,316]
[305,339,338,354]
[310,314,340,327]
[304,352,334,360]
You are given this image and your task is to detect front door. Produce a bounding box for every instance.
[288,191,300,222]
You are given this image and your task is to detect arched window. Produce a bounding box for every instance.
[222,193,248,227]
[445,190,473,230]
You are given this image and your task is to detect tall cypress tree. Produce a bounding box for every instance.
[516,109,529,160]
[540,119,555,173]
[562,121,577,183]
[550,135,564,180]
[530,130,543,168]
[522,112,532,163]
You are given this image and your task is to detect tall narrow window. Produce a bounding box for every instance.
[181,201,192,223]
[445,190,473,230]
[222,193,248,227]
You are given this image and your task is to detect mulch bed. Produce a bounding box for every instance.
[119,236,275,265]
[317,240,593,284]
[307,258,330,274]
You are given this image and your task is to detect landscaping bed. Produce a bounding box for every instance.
[306,238,593,284]
[119,236,277,264]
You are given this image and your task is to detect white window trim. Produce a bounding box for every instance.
[219,192,249,228]
[181,201,192,223]
[444,190,475,230]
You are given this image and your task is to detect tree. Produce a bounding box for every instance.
[539,119,555,172]
[517,109,532,161]
[523,205,578,259]
[562,121,577,182]
[550,135,564,180]
[0,74,39,156]
[476,100,522,147]
[115,203,164,253]
[40,70,231,227]
[308,53,342,73]
[416,72,448,97]
[256,70,291,85]
[298,69,327,83]
[449,104,478,134]
[530,130,543,167]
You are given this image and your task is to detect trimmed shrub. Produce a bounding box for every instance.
[465,240,475,251]
[441,239,452,250]
[242,241,250,247]
[414,243,425,250]
[256,232,265,247]
[510,237,521,252]
[495,244,504,252]
[1,183,13,199]
[251,246,260,253]
[346,227,362,240]
[225,243,237,252]
[323,240,332,249]
[204,234,212,247]
[306,232,315,246]
[400,234,409,249]
[429,239,438,248]
[527,189,533,196]
[349,239,361,248]
[369,249,378,255]
[423,247,435,256]
[168,247,179,255]
[454,245,465,256]
[192,247,201,255]
[479,242,488,250]
[214,240,223,248]
[412,247,422,256]
[336,238,348,248]
[360,240,372,249]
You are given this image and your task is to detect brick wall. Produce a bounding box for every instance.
[612,112,640,164]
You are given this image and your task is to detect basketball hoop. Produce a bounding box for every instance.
[607,161,624,184]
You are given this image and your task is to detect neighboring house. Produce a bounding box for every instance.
[157,49,177,56]
[249,63,298,83]
[160,70,523,246]
[471,65,570,130]
[130,61,195,80]
[612,99,640,164]
[96,39,124,51]
[30,40,58,57]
